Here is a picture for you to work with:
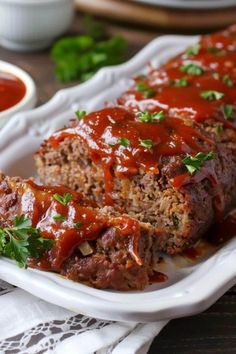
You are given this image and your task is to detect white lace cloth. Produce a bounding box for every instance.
[0,280,168,354]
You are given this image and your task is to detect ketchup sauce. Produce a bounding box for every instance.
[0,71,26,112]
[6,180,142,270]
[49,107,213,205]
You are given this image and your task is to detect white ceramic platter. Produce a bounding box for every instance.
[0,35,235,323]
[131,0,236,10]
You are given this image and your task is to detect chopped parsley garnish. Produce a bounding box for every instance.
[186,44,200,57]
[223,74,233,87]
[0,215,54,268]
[53,193,73,206]
[182,151,214,175]
[138,110,165,123]
[200,90,224,101]
[207,47,226,56]
[136,82,155,98]
[170,77,188,87]
[215,123,223,135]
[53,214,66,222]
[118,137,130,147]
[76,110,87,120]
[221,104,234,120]
[74,222,82,229]
[139,139,153,149]
[180,63,204,75]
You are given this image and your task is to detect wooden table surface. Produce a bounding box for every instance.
[1,13,236,354]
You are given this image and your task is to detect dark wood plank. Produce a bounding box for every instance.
[149,286,236,354]
[0,13,235,354]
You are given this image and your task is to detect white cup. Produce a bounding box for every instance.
[0,0,74,52]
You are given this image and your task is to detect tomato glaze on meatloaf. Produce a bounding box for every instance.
[35,26,236,255]
[0,173,166,290]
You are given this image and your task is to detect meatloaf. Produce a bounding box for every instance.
[35,26,236,255]
[0,173,166,290]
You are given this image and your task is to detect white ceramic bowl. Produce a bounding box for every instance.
[0,0,74,52]
[0,60,37,127]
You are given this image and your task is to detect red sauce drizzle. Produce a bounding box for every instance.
[6,180,141,270]
[49,107,212,205]
[0,71,26,112]
[118,26,236,131]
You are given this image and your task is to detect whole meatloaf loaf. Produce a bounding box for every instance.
[0,173,166,290]
[35,26,236,254]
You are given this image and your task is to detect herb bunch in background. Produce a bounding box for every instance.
[50,16,128,83]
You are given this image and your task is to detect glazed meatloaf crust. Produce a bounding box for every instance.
[35,26,236,255]
[0,173,166,290]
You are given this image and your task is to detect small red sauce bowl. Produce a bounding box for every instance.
[0,61,36,127]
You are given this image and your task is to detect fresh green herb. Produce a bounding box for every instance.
[138,110,165,123]
[136,82,155,98]
[200,90,225,101]
[51,19,128,83]
[139,139,153,149]
[223,74,233,87]
[75,110,87,120]
[221,104,234,120]
[172,214,179,230]
[186,44,200,56]
[180,63,204,75]
[0,215,54,268]
[53,193,73,206]
[170,77,189,87]
[53,214,66,222]
[207,47,226,56]
[215,123,223,135]
[182,151,214,175]
[118,137,130,147]
[74,222,82,229]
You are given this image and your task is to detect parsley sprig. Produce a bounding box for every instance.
[53,214,66,222]
[200,90,224,101]
[170,77,189,87]
[139,139,153,149]
[221,104,234,121]
[0,215,54,268]
[223,74,233,87]
[207,47,226,56]
[180,63,204,75]
[118,137,130,147]
[76,110,87,120]
[186,44,200,57]
[53,193,73,206]
[138,110,165,123]
[136,82,155,98]
[182,151,214,175]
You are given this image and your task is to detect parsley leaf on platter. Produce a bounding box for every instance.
[0,215,54,268]
[182,151,214,175]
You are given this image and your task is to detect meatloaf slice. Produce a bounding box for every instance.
[0,172,166,290]
[35,107,236,255]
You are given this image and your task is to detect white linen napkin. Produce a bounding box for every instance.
[0,280,168,354]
